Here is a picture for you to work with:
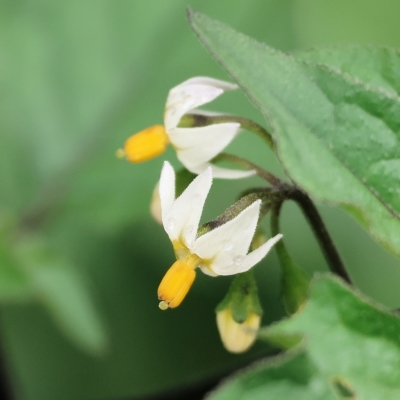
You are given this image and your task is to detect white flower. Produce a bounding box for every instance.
[164,77,255,179]
[157,161,282,309]
[120,77,255,179]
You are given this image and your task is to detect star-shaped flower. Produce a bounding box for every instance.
[120,77,255,179]
[157,161,282,309]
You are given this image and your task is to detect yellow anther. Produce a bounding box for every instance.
[123,125,169,163]
[157,260,196,309]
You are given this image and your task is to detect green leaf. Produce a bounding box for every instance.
[294,46,400,98]
[188,10,400,257]
[208,275,400,399]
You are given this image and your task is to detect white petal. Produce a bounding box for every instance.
[189,109,225,117]
[165,85,223,131]
[174,77,238,92]
[164,167,212,247]
[191,163,257,180]
[169,123,255,179]
[159,162,175,227]
[221,233,283,275]
[198,264,218,277]
[170,123,240,165]
[193,200,261,271]
[164,77,237,131]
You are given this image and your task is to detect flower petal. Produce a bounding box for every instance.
[169,122,255,178]
[174,77,238,92]
[164,77,237,131]
[193,200,261,273]
[165,86,223,131]
[198,264,218,277]
[159,161,175,226]
[192,163,256,180]
[221,233,283,275]
[170,122,240,163]
[164,167,212,247]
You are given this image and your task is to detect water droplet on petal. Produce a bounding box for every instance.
[191,195,202,207]
[224,242,233,252]
[167,218,175,232]
[233,255,244,267]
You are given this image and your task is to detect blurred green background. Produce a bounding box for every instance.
[1,1,400,399]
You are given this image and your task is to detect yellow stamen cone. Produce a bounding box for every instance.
[123,125,169,163]
[158,260,196,309]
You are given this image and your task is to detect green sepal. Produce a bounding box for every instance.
[178,113,209,128]
[216,270,262,323]
[198,193,262,237]
[277,238,310,315]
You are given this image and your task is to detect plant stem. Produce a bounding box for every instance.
[183,114,274,150]
[213,149,351,283]
[270,201,292,267]
[210,115,274,150]
[271,201,310,314]
[286,189,352,284]
[213,152,281,186]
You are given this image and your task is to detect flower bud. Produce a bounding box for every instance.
[215,271,263,353]
[216,308,261,353]
[150,183,162,225]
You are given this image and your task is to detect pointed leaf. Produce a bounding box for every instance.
[209,275,400,399]
[188,10,400,257]
[295,45,400,98]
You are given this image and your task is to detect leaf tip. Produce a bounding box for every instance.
[186,7,198,27]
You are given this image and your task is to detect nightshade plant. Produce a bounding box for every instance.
[120,8,400,400]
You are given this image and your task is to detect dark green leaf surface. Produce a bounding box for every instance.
[208,275,400,399]
[295,46,400,98]
[208,349,337,400]
[188,11,400,256]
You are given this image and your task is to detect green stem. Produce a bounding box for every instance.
[182,114,274,150]
[210,115,274,150]
[286,190,352,284]
[270,202,292,269]
[271,201,310,315]
[213,152,281,186]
